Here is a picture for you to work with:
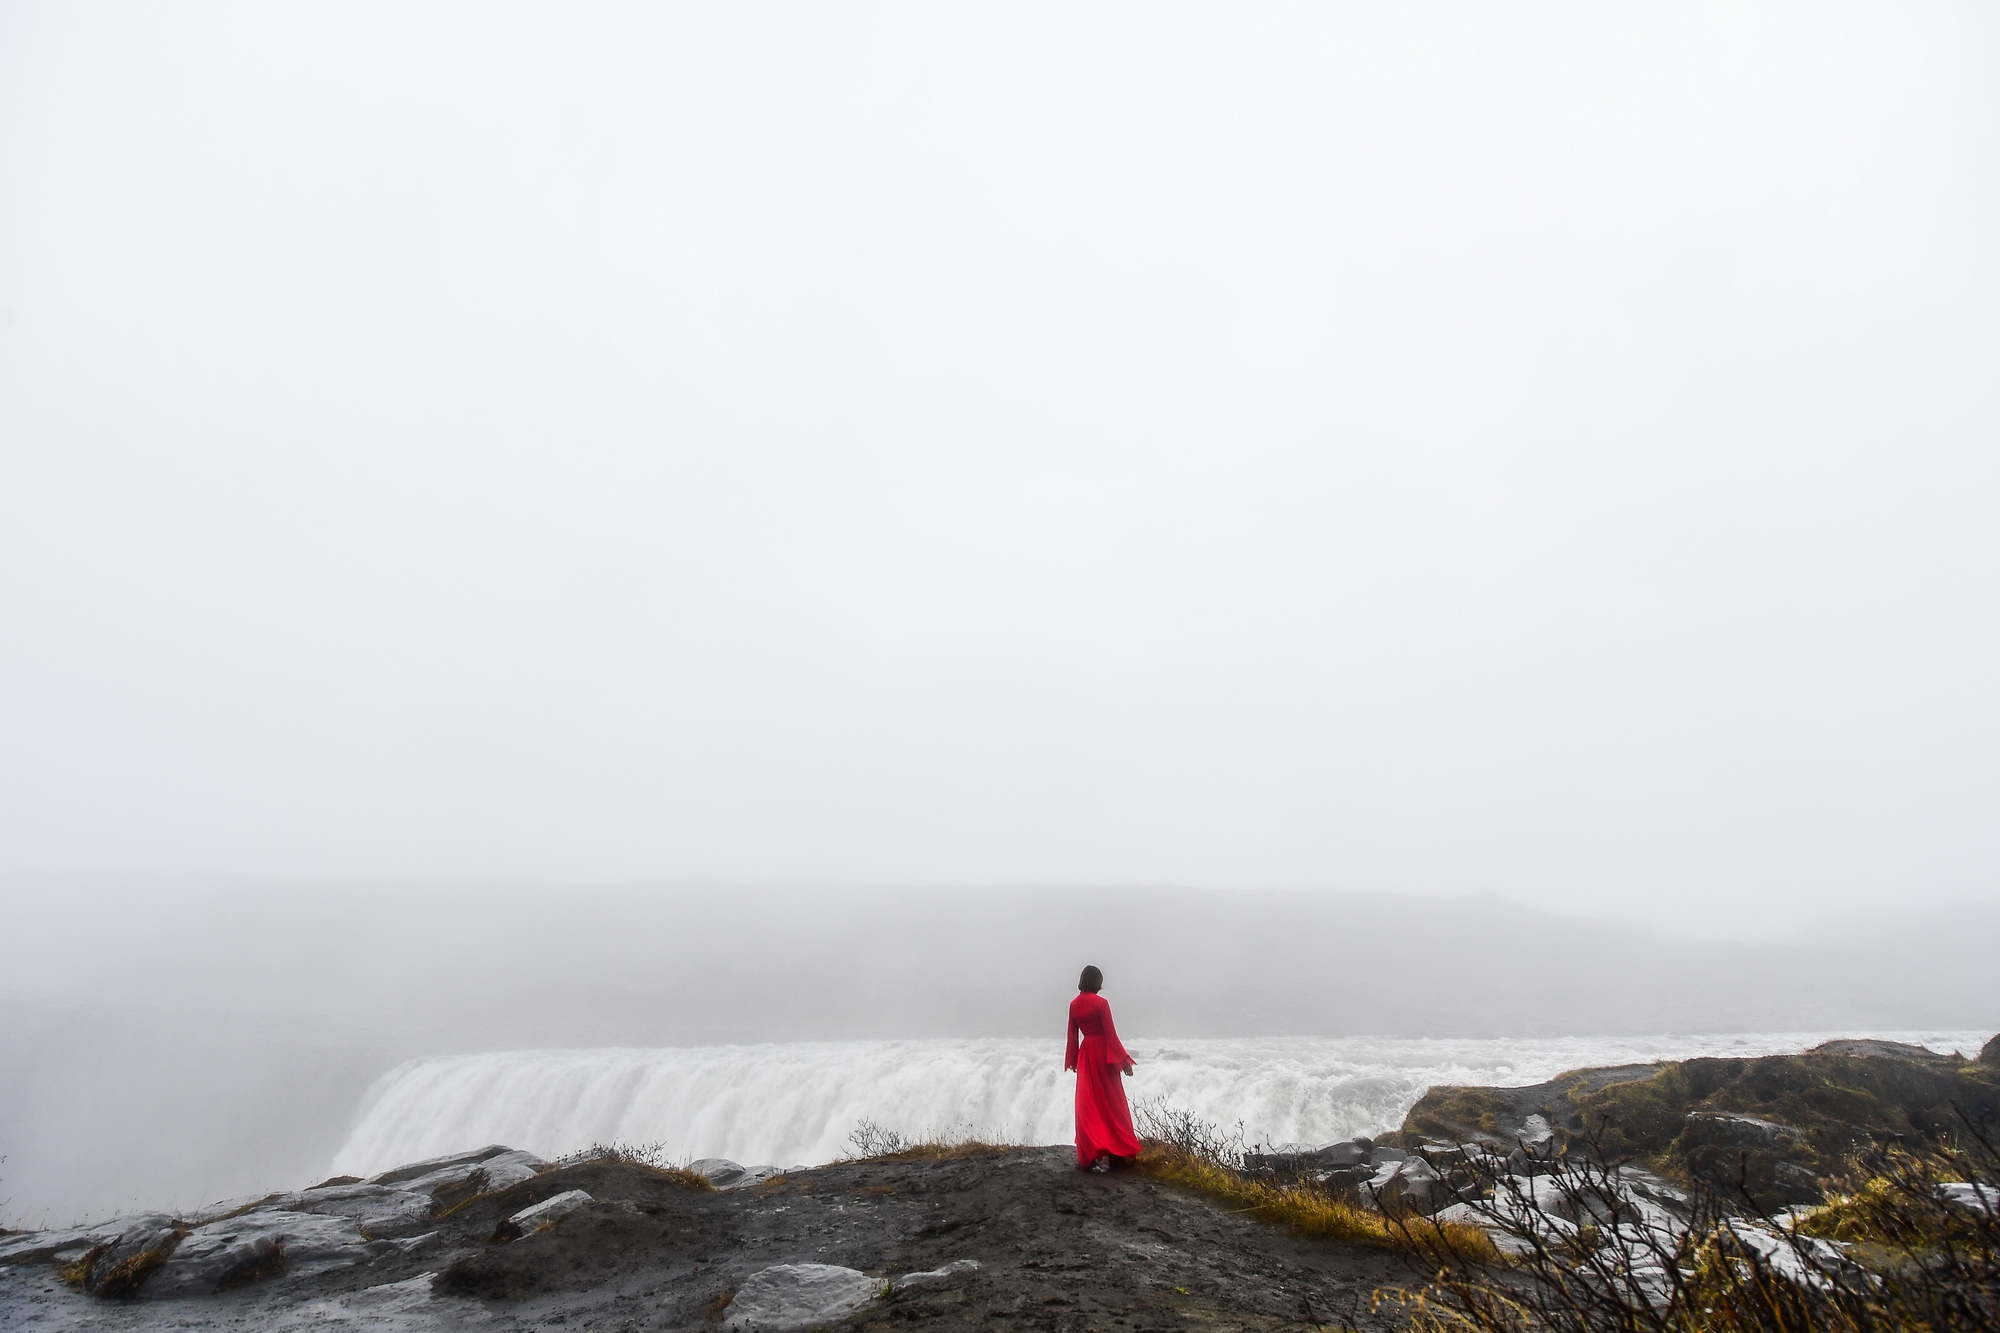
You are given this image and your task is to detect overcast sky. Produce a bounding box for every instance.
[1,2,1996,933]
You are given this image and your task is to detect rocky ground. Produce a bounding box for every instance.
[0,1145,1418,1332]
[1392,1035,2000,1211]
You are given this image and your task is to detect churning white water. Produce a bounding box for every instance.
[331,1029,1988,1178]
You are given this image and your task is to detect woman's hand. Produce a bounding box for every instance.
[1120,1061,1134,1076]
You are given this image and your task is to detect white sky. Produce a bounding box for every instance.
[1,2,1996,932]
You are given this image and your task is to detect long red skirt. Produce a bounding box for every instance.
[1073,1036,1142,1165]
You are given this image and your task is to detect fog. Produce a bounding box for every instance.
[2,3,1999,1223]
[2,3,1996,932]
[2,880,1996,1222]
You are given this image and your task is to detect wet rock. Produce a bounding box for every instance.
[80,1216,182,1296]
[891,1258,980,1292]
[1614,1166,1693,1223]
[335,1272,439,1317]
[365,1230,439,1259]
[276,1182,433,1234]
[689,1158,785,1190]
[723,1262,882,1329]
[370,1145,518,1186]
[1684,1111,1802,1150]
[1319,1140,1370,1169]
[1244,1143,1336,1174]
[1368,1156,1444,1217]
[500,1188,593,1239]
[1367,1145,1408,1167]
[1433,1201,1535,1257]
[148,1210,370,1297]
[1401,1045,2000,1212]
[0,1221,129,1267]
[1939,1182,1999,1215]
[368,1145,547,1202]
[1478,1176,1585,1242]
[1680,1111,1822,1204]
[1501,1148,1539,1177]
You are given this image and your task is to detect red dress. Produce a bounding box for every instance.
[1065,991,1142,1166]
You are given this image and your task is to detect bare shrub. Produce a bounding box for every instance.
[842,1120,1011,1162]
[846,1121,911,1159]
[556,1141,684,1171]
[552,1141,712,1191]
[1133,1099,1248,1169]
[1383,1111,2000,1333]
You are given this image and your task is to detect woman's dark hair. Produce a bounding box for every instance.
[1078,965,1103,993]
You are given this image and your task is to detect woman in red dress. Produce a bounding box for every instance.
[1065,964,1142,1171]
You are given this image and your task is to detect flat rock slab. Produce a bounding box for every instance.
[149,1210,369,1297]
[890,1258,979,1292]
[368,1145,518,1186]
[507,1190,593,1234]
[0,1220,135,1267]
[724,1262,881,1330]
[276,1182,434,1234]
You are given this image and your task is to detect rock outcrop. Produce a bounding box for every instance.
[1,1145,548,1302]
[1393,1039,2000,1209]
[1,1144,1416,1331]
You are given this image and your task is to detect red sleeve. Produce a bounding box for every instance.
[1098,998,1133,1067]
[1064,1001,1080,1071]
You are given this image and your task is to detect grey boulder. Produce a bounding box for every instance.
[724,1262,883,1329]
[690,1158,784,1190]
[1369,1157,1445,1217]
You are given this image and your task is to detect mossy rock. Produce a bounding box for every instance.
[1398,1038,2000,1210]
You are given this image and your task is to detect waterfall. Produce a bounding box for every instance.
[329,1029,1985,1177]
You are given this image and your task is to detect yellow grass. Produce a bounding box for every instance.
[1134,1144,1501,1262]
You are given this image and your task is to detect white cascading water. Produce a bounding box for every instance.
[331,1029,1989,1178]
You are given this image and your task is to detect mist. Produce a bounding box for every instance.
[3,3,1997,933]
[2,2,1998,1233]
[3,880,1995,1222]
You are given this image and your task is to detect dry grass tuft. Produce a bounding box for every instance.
[56,1244,106,1290]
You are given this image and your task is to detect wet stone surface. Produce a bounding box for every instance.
[0,1147,1416,1331]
